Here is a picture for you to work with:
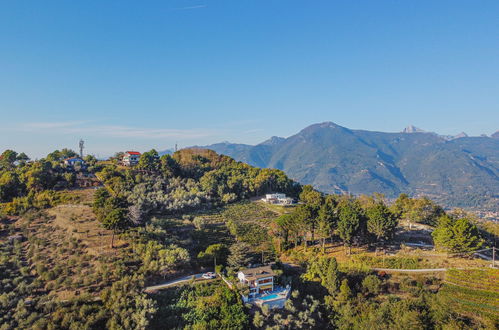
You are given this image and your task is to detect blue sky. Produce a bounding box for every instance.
[1,0,498,158]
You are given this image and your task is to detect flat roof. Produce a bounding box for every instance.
[239,266,275,280]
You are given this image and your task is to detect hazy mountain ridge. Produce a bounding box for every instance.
[200,122,499,210]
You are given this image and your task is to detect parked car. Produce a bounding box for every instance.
[202,272,216,279]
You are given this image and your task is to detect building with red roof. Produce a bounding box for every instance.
[122,151,141,166]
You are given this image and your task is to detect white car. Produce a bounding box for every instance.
[202,272,216,279]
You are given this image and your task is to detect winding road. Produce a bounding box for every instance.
[144,273,205,292]
[143,266,458,293]
[372,268,448,273]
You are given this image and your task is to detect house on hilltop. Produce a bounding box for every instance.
[63,157,85,169]
[122,151,141,166]
[262,193,294,205]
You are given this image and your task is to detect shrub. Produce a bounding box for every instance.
[362,275,382,295]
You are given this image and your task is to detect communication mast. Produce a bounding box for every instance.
[79,139,84,158]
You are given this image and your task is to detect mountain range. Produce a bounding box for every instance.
[194,122,499,211]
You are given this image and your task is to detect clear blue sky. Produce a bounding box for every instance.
[1,0,498,158]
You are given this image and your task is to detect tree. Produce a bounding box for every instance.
[227,242,252,269]
[271,214,291,252]
[337,198,365,254]
[22,161,54,192]
[16,153,29,164]
[316,217,333,253]
[294,204,317,247]
[317,195,337,252]
[299,185,323,209]
[337,279,352,302]
[138,149,160,172]
[0,171,22,202]
[128,204,145,225]
[395,195,444,228]
[83,154,97,166]
[432,215,483,254]
[198,243,229,268]
[253,311,264,328]
[362,275,382,295]
[160,154,179,177]
[391,193,410,218]
[101,276,157,330]
[102,208,129,248]
[0,150,18,169]
[46,149,77,162]
[303,256,340,295]
[299,186,323,242]
[177,285,248,329]
[366,201,398,242]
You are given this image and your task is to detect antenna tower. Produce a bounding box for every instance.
[79,139,84,158]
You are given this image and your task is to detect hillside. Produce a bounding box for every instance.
[201,122,499,211]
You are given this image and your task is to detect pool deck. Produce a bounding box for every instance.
[252,287,291,307]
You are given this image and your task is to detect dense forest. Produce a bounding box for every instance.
[0,148,497,329]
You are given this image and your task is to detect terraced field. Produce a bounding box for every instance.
[441,268,499,324]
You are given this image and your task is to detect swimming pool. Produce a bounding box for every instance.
[259,294,279,301]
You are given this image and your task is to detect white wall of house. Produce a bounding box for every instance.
[265,193,286,200]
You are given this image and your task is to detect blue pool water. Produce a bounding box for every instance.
[259,294,279,301]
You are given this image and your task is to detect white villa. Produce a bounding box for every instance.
[238,265,275,298]
[262,193,294,205]
[237,265,290,308]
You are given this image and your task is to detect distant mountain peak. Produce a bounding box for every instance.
[402,125,426,133]
[453,132,468,139]
[259,136,285,146]
[492,131,499,139]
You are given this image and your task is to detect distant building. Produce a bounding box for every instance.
[122,151,141,166]
[63,157,85,168]
[262,193,294,205]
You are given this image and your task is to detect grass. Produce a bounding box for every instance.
[221,201,279,225]
[350,254,428,269]
[254,200,297,215]
[47,203,126,256]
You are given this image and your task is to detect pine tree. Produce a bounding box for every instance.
[227,242,252,269]
[337,198,364,254]
[366,201,398,242]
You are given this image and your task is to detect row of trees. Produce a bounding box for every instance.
[271,187,484,254]
[271,187,399,253]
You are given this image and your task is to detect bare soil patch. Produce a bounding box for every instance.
[47,204,126,256]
